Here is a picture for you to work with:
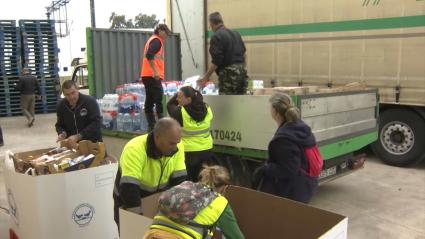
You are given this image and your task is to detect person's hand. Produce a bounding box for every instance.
[56,132,67,142]
[68,134,81,144]
[153,71,160,80]
[67,134,82,149]
[197,76,208,89]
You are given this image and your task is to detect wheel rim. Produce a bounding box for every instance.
[380,121,415,155]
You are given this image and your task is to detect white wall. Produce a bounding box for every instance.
[170,0,205,80]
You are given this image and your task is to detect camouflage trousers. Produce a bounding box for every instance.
[217,64,248,95]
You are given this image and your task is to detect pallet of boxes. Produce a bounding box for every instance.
[253,82,368,96]
[2,140,119,239]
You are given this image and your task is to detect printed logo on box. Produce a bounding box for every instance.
[7,189,19,226]
[72,203,95,227]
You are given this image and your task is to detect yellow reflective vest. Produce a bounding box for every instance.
[150,195,228,239]
[181,106,213,152]
[119,134,187,193]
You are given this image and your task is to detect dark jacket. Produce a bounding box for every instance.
[166,94,208,126]
[209,25,246,72]
[55,93,102,142]
[259,120,318,203]
[16,75,41,95]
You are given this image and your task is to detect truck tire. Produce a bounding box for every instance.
[372,108,425,166]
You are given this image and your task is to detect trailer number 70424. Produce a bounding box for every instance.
[210,129,242,142]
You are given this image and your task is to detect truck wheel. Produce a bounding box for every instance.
[372,108,425,166]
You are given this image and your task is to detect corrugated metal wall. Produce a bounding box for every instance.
[89,28,181,98]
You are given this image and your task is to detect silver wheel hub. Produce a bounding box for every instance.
[380,121,415,155]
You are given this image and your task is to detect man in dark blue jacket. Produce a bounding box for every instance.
[255,93,318,203]
[16,68,42,127]
[55,80,102,145]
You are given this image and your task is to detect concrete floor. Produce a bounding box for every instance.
[1,113,424,239]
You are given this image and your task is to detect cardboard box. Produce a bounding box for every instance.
[254,86,313,96]
[120,186,347,239]
[317,82,368,93]
[3,150,119,239]
[11,140,106,175]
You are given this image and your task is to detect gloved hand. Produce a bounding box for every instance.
[252,165,266,190]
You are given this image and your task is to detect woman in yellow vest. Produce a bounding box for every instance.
[167,86,213,181]
[143,165,245,239]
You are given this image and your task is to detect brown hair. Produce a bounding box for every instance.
[154,24,170,35]
[179,86,207,121]
[269,92,301,123]
[61,80,78,91]
[199,165,230,191]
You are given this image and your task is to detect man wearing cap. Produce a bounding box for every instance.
[15,68,42,127]
[140,24,171,131]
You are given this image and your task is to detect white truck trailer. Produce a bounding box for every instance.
[168,0,425,166]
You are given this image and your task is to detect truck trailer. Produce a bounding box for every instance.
[168,0,425,166]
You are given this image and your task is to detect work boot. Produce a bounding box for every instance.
[146,113,156,132]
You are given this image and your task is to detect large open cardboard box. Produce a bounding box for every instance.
[120,186,347,239]
[3,148,119,239]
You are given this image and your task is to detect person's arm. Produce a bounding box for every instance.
[55,101,67,141]
[263,138,301,179]
[15,77,23,92]
[119,144,144,214]
[78,97,102,141]
[145,39,162,80]
[169,143,188,187]
[216,205,245,239]
[34,77,42,97]
[200,36,222,84]
[199,64,217,85]
[166,94,183,125]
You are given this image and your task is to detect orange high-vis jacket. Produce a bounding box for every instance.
[141,35,165,80]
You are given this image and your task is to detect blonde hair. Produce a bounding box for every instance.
[199,165,230,191]
[269,92,301,123]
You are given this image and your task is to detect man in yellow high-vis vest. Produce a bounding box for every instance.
[167,86,214,181]
[113,117,187,229]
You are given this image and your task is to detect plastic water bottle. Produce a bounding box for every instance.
[202,83,216,95]
[140,112,148,132]
[116,85,124,95]
[111,94,119,111]
[132,112,141,131]
[117,113,124,131]
[167,82,178,96]
[123,113,133,132]
[102,112,113,129]
[119,94,136,113]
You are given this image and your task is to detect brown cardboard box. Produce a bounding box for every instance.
[254,86,310,95]
[11,140,107,175]
[317,82,368,93]
[120,186,347,239]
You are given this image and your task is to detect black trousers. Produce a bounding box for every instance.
[142,77,163,114]
[185,150,213,182]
